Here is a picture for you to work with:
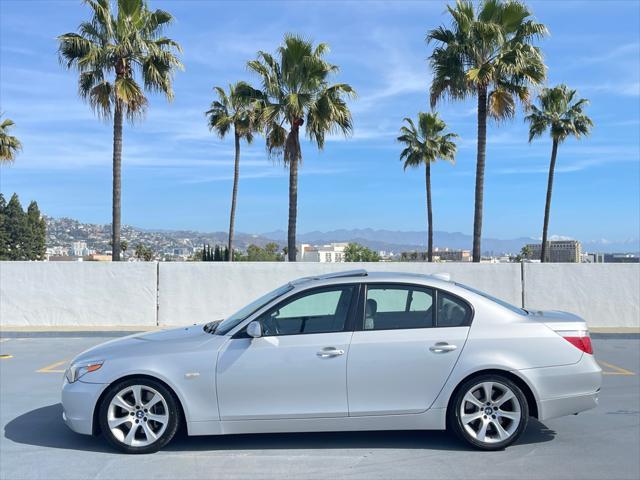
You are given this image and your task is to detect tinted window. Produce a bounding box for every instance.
[258,286,354,336]
[364,285,434,330]
[437,292,471,327]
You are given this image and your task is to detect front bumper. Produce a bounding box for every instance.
[519,353,602,421]
[61,378,107,435]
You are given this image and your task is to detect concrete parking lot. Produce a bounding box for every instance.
[0,335,638,480]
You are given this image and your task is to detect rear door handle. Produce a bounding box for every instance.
[429,342,457,353]
[317,347,345,358]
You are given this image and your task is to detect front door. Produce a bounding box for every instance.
[347,283,471,416]
[217,284,357,420]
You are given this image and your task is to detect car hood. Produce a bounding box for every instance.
[72,324,223,363]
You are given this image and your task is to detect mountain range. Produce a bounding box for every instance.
[260,228,640,255]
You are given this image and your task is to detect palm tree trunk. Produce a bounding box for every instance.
[287,150,299,262]
[111,101,123,262]
[425,161,433,262]
[541,139,559,263]
[472,86,488,263]
[228,130,240,262]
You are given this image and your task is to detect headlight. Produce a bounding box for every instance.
[65,360,104,383]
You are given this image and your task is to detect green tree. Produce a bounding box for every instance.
[428,0,547,262]
[0,115,22,163]
[26,201,47,260]
[0,194,8,259]
[398,112,457,262]
[58,0,182,261]
[248,34,356,261]
[120,239,128,258]
[4,194,28,260]
[207,82,262,262]
[344,243,380,262]
[134,243,154,261]
[514,244,532,262]
[525,85,593,263]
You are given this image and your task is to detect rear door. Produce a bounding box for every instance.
[347,283,471,416]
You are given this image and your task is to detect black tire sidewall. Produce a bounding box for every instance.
[449,374,529,451]
[99,378,180,454]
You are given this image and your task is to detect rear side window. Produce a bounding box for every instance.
[364,285,434,330]
[437,292,471,327]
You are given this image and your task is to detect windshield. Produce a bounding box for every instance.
[455,282,527,315]
[214,283,294,335]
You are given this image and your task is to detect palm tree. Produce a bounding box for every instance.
[248,34,355,261]
[58,0,182,261]
[0,115,22,163]
[398,112,457,262]
[525,84,592,263]
[206,82,263,261]
[427,0,547,262]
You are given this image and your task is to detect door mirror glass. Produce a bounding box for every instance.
[246,321,262,338]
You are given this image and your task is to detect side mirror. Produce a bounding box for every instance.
[246,321,262,338]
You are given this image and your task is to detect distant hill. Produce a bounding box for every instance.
[261,228,639,255]
[45,217,638,255]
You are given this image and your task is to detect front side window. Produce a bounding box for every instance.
[364,285,434,330]
[258,286,355,336]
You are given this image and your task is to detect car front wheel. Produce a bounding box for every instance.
[98,378,179,454]
[449,374,529,450]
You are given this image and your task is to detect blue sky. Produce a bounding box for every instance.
[1,0,639,245]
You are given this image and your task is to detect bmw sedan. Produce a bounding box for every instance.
[61,270,601,453]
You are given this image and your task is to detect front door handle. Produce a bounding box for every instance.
[429,342,457,353]
[317,347,345,358]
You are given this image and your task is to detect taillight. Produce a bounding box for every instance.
[558,330,593,355]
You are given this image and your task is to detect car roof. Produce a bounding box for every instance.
[290,269,454,290]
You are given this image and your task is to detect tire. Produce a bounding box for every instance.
[448,374,529,451]
[98,378,180,454]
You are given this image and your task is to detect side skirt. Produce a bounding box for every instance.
[186,408,446,436]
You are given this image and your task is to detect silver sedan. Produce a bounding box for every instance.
[61,270,601,453]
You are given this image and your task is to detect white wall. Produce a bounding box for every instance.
[157,262,522,326]
[1,262,638,329]
[0,262,157,327]
[523,264,640,328]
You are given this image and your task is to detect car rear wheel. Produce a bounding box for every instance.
[449,374,529,450]
[99,378,179,454]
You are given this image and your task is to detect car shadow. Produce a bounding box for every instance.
[4,403,556,454]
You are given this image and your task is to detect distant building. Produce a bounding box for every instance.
[581,252,605,263]
[71,241,90,257]
[525,240,582,263]
[84,254,112,262]
[434,248,472,262]
[603,253,640,263]
[48,255,83,262]
[297,243,348,262]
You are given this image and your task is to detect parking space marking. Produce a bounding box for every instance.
[0,354,13,359]
[599,360,636,376]
[37,360,68,373]
[0,338,10,343]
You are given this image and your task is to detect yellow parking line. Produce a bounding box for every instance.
[0,354,13,359]
[599,361,635,376]
[37,360,68,373]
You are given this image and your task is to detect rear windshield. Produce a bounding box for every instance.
[455,282,527,315]
[215,283,294,335]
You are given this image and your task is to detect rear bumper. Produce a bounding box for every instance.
[518,353,602,421]
[61,379,106,435]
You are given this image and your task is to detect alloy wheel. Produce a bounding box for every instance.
[107,384,169,447]
[459,381,522,444]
